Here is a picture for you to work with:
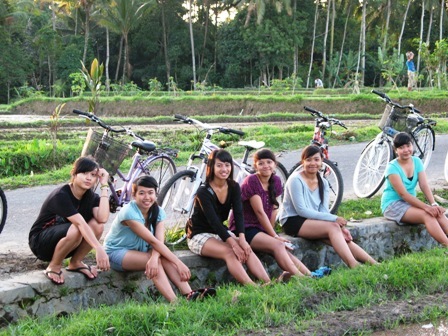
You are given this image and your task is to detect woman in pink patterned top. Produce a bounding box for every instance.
[230,149,312,280]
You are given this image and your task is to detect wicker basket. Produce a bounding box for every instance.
[81,128,130,175]
[378,105,408,132]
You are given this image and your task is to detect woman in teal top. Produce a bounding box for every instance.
[104,176,215,302]
[381,132,448,246]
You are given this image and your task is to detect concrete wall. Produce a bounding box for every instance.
[0,218,439,326]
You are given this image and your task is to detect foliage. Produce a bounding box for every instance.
[0,139,80,178]
[69,72,86,96]
[80,58,104,113]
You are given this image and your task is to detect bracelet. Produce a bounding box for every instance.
[100,195,109,198]
[431,202,438,206]
[100,185,109,190]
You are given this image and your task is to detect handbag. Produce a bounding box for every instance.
[185,218,193,239]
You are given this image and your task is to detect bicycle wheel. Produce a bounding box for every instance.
[0,187,7,235]
[353,136,393,198]
[288,158,343,214]
[157,170,198,245]
[412,125,435,170]
[142,155,176,190]
[275,161,289,187]
[445,150,448,183]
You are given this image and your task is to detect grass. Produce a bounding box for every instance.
[2,116,448,190]
[2,248,448,335]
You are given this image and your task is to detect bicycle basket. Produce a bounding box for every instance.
[378,105,408,132]
[81,128,131,175]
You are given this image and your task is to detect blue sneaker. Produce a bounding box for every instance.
[310,270,324,279]
[317,266,332,276]
[310,266,332,279]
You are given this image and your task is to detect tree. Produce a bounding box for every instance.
[103,0,150,84]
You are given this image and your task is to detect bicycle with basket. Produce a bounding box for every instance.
[157,114,289,246]
[73,109,177,213]
[288,106,347,214]
[352,90,436,199]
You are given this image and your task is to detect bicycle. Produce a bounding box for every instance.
[444,151,448,183]
[353,90,436,199]
[73,109,177,212]
[0,187,7,235]
[157,114,289,245]
[288,106,347,214]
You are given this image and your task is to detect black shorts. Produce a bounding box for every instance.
[282,215,308,237]
[244,227,264,244]
[29,222,75,262]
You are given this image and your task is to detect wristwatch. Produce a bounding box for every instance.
[431,202,438,206]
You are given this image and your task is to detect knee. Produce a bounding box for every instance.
[328,221,341,232]
[89,219,104,237]
[271,240,287,254]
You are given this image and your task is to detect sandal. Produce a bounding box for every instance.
[44,269,65,285]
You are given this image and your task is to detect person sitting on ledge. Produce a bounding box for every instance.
[29,156,111,285]
[381,132,448,246]
[104,176,215,302]
[279,145,377,268]
[229,148,327,281]
[187,149,271,286]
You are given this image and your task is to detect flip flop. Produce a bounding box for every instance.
[44,269,64,285]
[66,264,97,280]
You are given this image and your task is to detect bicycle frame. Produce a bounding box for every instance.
[171,133,251,214]
[109,151,173,211]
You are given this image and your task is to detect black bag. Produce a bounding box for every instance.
[186,218,193,239]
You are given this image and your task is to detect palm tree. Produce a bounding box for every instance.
[103,0,149,83]
[397,0,412,56]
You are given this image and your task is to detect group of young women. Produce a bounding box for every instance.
[28,131,447,303]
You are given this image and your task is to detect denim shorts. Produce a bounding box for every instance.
[107,249,130,272]
[383,200,412,225]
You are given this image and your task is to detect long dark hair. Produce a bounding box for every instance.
[205,149,235,185]
[254,148,279,208]
[300,145,325,202]
[132,175,160,232]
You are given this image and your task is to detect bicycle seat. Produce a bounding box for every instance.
[238,140,265,150]
[131,140,156,152]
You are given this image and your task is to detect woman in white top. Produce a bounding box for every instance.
[279,145,377,268]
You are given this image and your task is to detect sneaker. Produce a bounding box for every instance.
[310,266,332,279]
[310,270,324,279]
[317,266,332,276]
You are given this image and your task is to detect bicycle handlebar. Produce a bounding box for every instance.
[173,114,245,136]
[303,106,347,129]
[73,109,144,140]
[371,90,422,114]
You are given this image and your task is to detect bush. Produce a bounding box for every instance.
[0,139,81,177]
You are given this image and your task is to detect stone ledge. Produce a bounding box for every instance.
[0,218,438,326]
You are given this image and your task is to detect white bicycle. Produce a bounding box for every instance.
[353,90,436,198]
[157,115,289,246]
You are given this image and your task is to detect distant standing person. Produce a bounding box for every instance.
[315,78,323,89]
[29,156,110,285]
[406,51,416,91]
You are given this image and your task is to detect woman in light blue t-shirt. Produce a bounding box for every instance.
[104,176,215,302]
[381,132,448,246]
